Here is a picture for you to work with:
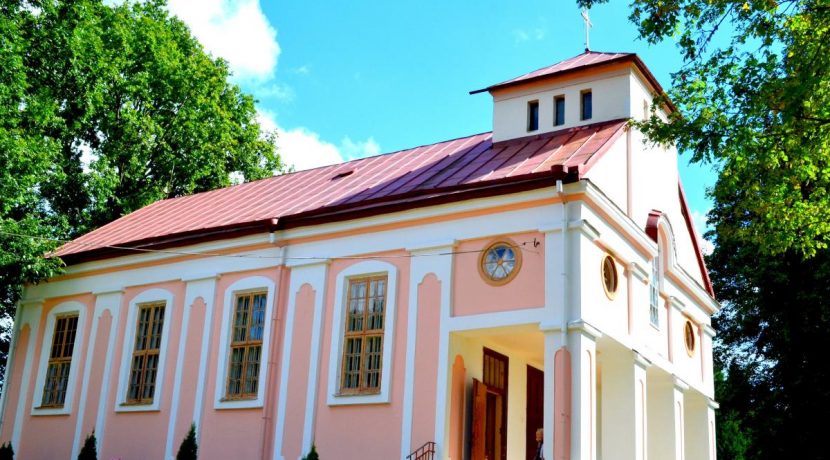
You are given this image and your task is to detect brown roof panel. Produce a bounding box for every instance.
[55,119,628,262]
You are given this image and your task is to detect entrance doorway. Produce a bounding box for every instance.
[526,365,544,460]
[471,348,509,460]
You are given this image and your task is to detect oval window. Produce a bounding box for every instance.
[601,255,618,299]
[479,240,522,285]
[684,321,696,355]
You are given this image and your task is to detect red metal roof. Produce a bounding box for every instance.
[469,52,673,113]
[495,52,631,86]
[56,119,628,262]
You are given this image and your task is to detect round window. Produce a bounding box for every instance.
[479,240,522,285]
[684,321,696,355]
[601,255,618,299]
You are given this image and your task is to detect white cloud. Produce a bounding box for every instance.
[257,110,381,172]
[513,28,545,43]
[256,83,295,102]
[166,0,279,81]
[278,127,344,171]
[341,136,381,160]
[291,65,311,75]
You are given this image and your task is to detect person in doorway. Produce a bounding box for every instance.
[533,428,544,460]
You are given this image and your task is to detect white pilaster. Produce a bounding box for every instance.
[192,276,218,440]
[165,276,218,459]
[400,241,454,460]
[599,347,650,460]
[684,394,717,460]
[272,260,328,460]
[569,321,601,460]
[91,290,123,454]
[672,378,688,460]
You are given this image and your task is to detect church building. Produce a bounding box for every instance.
[0,50,718,460]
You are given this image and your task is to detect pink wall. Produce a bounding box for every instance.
[313,253,410,460]
[281,283,316,459]
[101,281,184,459]
[0,325,29,443]
[19,294,95,460]
[453,232,545,316]
[198,267,282,460]
[410,274,441,451]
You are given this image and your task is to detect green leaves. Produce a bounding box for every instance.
[0,0,282,380]
[583,0,830,257]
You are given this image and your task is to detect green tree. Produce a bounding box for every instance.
[176,423,198,460]
[302,444,320,460]
[579,0,830,258]
[0,0,282,381]
[78,432,96,460]
[0,441,14,460]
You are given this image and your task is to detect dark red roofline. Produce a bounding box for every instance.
[678,182,715,297]
[470,54,677,114]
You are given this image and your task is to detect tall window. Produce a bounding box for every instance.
[341,276,387,394]
[226,292,267,399]
[581,90,593,120]
[127,302,165,404]
[41,314,79,407]
[554,95,565,126]
[527,100,539,131]
[650,256,660,327]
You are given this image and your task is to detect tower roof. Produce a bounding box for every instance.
[471,51,671,111]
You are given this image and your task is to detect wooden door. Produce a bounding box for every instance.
[526,366,544,460]
[483,348,508,460]
[471,378,487,460]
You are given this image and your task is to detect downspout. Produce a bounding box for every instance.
[556,179,569,349]
[555,179,570,460]
[261,230,284,460]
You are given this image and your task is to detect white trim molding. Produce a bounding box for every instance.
[31,300,88,416]
[214,275,277,409]
[114,288,175,412]
[326,260,399,406]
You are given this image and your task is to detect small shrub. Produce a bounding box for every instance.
[0,442,14,460]
[302,443,319,460]
[176,423,198,460]
[78,432,96,460]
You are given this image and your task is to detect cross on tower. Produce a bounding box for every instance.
[581,8,593,52]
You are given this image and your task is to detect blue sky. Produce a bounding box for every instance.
[164,0,718,241]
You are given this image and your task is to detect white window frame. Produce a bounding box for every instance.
[115,288,174,412]
[650,247,662,329]
[31,301,87,416]
[327,260,399,406]
[214,276,276,409]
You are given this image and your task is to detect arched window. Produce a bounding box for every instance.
[649,245,661,327]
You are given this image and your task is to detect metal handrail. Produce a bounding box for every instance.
[405,441,436,460]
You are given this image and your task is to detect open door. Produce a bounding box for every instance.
[471,378,487,460]
[526,366,544,460]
